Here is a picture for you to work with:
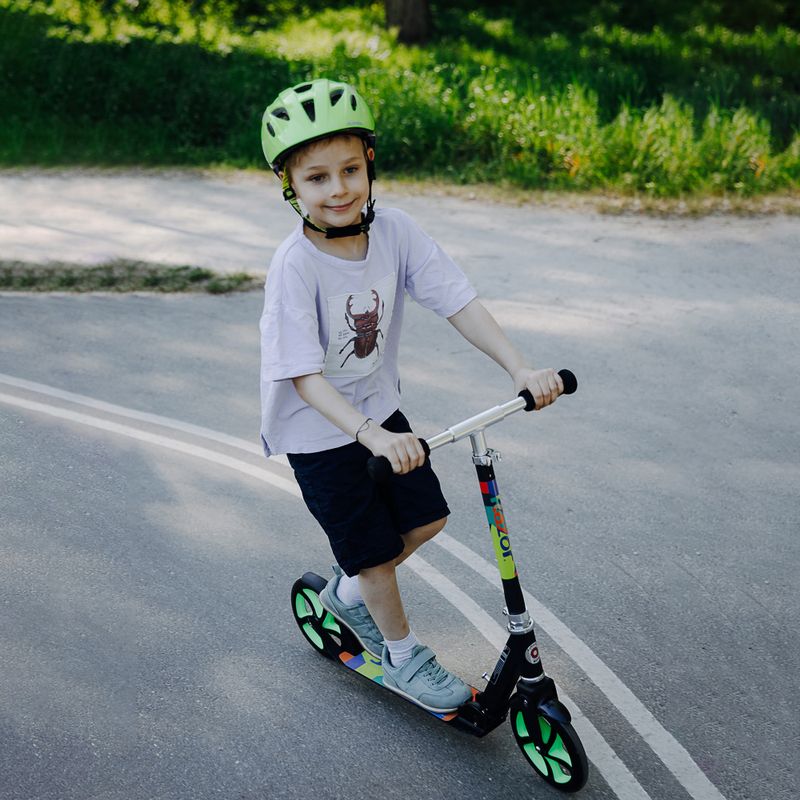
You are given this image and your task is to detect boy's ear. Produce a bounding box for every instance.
[365,146,376,182]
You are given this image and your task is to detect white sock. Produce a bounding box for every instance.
[336,573,364,606]
[385,631,419,667]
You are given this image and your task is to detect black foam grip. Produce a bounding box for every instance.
[519,369,578,411]
[560,369,578,395]
[366,438,430,483]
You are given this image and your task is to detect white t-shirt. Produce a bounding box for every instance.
[259,207,477,456]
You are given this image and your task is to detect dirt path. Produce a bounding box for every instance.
[2,168,798,279]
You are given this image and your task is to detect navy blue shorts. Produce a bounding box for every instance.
[287,409,450,576]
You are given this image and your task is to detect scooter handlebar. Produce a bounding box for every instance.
[518,368,577,411]
[366,369,577,482]
[366,438,429,484]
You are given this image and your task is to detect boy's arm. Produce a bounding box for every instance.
[447,298,562,408]
[292,373,425,474]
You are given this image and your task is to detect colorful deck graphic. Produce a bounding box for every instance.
[337,650,474,722]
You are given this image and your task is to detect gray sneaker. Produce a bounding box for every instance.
[381,644,472,713]
[319,566,384,658]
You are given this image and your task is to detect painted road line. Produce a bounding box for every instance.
[435,532,727,800]
[1,388,648,800]
[0,392,301,498]
[0,372,289,467]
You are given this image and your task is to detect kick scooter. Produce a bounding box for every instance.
[290,370,588,793]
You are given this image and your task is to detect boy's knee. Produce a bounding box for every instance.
[413,516,447,541]
[430,516,447,535]
[360,560,396,578]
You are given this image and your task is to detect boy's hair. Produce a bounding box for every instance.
[283,132,367,176]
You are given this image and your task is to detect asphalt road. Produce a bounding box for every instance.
[1,171,798,800]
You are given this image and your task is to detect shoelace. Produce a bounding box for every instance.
[350,604,375,623]
[416,657,451,687]
[348,604,381,633]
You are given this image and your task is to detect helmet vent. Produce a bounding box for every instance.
[330,88,344,106]
[294,83,312,93]
[301,99,316,122]
[350,94,358,110]
[266,122,275,137]
[271,107,290,121]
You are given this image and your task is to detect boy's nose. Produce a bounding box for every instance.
[329,176,346,196]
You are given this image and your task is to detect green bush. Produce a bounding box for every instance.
[600,97,701,194]
[1,0,798,194]
[698,107,773,192]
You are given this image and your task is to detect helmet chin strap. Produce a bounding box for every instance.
[319,195,375,239]
[280,151,376,239]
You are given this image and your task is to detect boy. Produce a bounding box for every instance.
[259,79,563,712]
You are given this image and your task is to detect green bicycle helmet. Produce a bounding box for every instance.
[262,79,375,170]
[261,79,378,239]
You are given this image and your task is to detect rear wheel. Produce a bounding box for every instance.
[290,574,344,660]
[510,699,588,792]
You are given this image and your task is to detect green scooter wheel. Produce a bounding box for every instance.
[290,574,344,660]
[510,699,588,792]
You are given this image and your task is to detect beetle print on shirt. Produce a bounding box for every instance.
[323,272,396,378]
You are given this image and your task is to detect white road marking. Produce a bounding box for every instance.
[0,372,289,466]
[0,378,729,800]
[0,392,301,497]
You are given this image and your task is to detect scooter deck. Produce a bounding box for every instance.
[336,646,479,722]
[291,571,478,723]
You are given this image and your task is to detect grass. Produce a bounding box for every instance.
[0,0,798,195]
[381,175,800,216]
[0,259,260,293]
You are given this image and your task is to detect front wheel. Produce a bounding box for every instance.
[510,698,588,792]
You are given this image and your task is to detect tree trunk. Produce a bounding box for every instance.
[384,0,431,45]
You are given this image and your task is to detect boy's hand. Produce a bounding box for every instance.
[513,367,563,410]
[359,425,426,475]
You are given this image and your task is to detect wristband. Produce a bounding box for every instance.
[355,417,373,443]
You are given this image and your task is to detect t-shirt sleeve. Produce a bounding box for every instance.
[260,258,325,382]
[401,211,478,318]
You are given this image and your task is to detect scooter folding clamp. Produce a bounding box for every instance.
[472,447,501,466]
[502,607,534,634]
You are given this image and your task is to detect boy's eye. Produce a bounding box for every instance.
[308,174,325,183]
[344,165,359,174]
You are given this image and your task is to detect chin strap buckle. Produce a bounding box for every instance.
[281,169,297,203]
[322,197,376,239]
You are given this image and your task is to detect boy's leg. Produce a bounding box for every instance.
[319,513,447,659]
[356,516,446,640]
[394,517,447,567]
[321,521,437,662]
[356,516,446,637]
[357,560,409,641]
[355,519,471,712]
[360,543,471,712]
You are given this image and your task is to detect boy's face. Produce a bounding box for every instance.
[287,135,370,231]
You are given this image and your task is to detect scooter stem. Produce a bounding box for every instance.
[470,432,530,625]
